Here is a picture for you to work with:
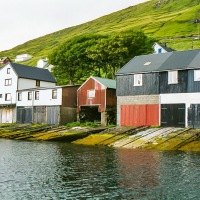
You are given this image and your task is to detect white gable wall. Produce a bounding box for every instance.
[153,43,168,54]
[0,64,18,104]
[17,87,62,107]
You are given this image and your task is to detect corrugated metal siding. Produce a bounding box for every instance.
[33,106,46,124]
[159,71,188,93]
[120,104,159,126]
[17,107,32,124]
[116,73,159,96]
[77,78,106,112]
[46,106,60,125]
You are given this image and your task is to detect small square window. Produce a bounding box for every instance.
[28,92,32,100]
[36,80,40,87]
[18,93,22,101]
[87,90,95,98]
[35,91,39,100]
[0,94,3,98]
[134,74,143,86]
[7,68,10,74]
[52,89,57,99]
[158,48,162,53]
[168,71,178,84]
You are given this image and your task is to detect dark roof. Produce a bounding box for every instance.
[158,43,174,52]
[116,49,200,75]
[9,62,56,83]
[92,76,116,89]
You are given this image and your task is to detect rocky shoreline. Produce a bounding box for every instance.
[0,124,200,152]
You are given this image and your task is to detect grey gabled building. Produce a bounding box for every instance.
[116,49,200,128]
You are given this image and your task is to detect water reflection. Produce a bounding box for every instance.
[0,140,199,200]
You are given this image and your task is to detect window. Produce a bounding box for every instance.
[158,48,162,53]
[0,94,2,98]
[5,93,11,101]
[18,93,22,101]
[52,89,57,99]
[36,80,40,87]
[134,74,143,86]
[28,92,32,100]
[87,90,95,98]
[194,70,200,81]
[35,91,39,100]
[5,79,12,86]
[7,68,10,74]
[168,71,178,84]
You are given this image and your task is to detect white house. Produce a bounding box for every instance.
[37,58,54,72]
[153,42,174,54]
[15,54,32,62]
[0,62,57,123]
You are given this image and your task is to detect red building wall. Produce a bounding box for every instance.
[77,78,106,112]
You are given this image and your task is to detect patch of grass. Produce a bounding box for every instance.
[66,121,99,128]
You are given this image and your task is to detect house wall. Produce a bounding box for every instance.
[153,43,167,54]
[0,64,18,105]
[117,95,160,126]
[18,78,56,90]
[187,69,200,92]
[160,71,188,93]
[160,92,200,127]
[77,78,106,112]
[106,89,117,108]
[17,88,62,107]
[116,73,159,96]
[62,86,79,107]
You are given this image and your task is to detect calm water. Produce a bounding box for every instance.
[0,140,200,200]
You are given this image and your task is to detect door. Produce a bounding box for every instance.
[161,104,185,127]
[188,104,200,128]
[2,109,13,123]
[120,104,159,127]
[46,106,60,125]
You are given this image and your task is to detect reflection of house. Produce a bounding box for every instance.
[0,62,56,123]
[77,76,116,125]
[16,85,80,125]
[37,58,54,72]
[116,49,200,128]
[153,42,174,54]
[0,57,11,65]
[15,54,32,62]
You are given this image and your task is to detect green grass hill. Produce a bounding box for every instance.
[1,0,200,66]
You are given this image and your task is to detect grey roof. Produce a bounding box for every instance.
[9,62,56,83]
[116,52,172,74]
[92,76,116,89]
[116,49,200,75]
[159,43,174,52]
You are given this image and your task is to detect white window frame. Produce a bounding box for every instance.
[87,90,95,98]
[5,93,11,101]
[35,91,39,100]
[52,89,57,99]
[168,71,178,84]
[194,70,200,81]
[28,92,32,100]
[134,74,143,86]
[5,78,12,86]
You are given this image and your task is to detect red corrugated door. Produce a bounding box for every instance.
[120,104,159,126]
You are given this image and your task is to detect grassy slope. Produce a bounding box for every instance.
[1,0,200,66]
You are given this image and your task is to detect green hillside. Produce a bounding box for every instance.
[1,0,200,66]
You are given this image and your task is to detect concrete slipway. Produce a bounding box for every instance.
[0,124,200,152]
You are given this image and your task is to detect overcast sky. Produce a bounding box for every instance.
[0,0,147,51]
